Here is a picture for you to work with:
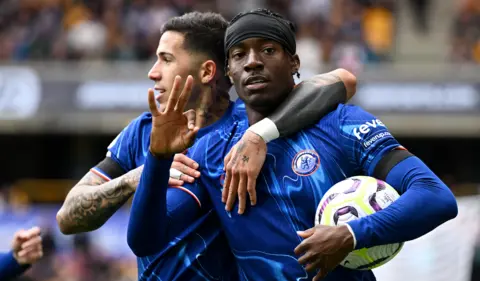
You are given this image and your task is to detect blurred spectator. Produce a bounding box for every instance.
[362,0,395,62]
[20,226,137,281]
[408,0,431,34]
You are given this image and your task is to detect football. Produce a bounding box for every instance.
[315,176,404,270]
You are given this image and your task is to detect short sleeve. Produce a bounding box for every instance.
[106,112,152,172]
[337,105,405,176]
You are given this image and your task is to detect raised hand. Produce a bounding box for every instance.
[12,226,43,265]
[149,75,200,158]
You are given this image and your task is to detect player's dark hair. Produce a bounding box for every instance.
[161,12,230,85]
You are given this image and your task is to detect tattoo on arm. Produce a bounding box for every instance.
[242,155,249,163]
[57,166,144,234]
[308,73,341,86]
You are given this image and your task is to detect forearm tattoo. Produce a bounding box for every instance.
[57,166,143,233]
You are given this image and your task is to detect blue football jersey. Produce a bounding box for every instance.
[192,104,404,281]
[104,101,238,173]
[95,102,240,281]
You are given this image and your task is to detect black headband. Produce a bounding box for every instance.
[224,13,296,56]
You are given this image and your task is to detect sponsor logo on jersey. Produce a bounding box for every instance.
[363,132,391,148]
[353,119,386,140]
[292,150,320,176]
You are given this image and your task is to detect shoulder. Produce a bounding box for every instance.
[122,112,152,143]
[126,112,152,133]
[311,104,382,133]
[111,112,152,142]
[107,112,152,164]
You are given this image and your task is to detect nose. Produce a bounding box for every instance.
[148,61,161,81]
[243,50,264,72]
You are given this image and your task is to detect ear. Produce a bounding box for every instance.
[226,67,234,84]
[199,60,217,85]
[290,54,300,74]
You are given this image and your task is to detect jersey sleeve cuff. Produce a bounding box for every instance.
[90,167,112,181]
[3,251,30,273]
[346,220,366,250]
[344,223,357,250]
[4,251,18,266]
[247,118,280,143]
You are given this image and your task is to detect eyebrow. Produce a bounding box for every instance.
[158,51,174,58]
[231,38,277,49]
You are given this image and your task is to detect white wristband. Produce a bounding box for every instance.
[344,223,357,250]
[247,118,280,143]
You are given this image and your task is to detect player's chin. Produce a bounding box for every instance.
[244,95,280,112]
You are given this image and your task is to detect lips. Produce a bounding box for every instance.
[244,75,269,91]
[154,88,166,93]
[244,75,268,86]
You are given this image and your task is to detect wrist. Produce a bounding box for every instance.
[247,118,280,143]
[339,224,356,251]
[12,251,19,264]
[149,147,174,160]
[11,251,27,266]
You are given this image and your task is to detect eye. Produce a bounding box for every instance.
[160,55,172,64]
[231,51,245,59]
[263,47,275,55]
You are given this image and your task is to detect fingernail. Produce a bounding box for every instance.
[195,171,200,177]
[194,163,199,169]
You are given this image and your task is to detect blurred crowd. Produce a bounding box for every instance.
[451,0,480,63]
[1,0,479,66]
[0,0,398,72]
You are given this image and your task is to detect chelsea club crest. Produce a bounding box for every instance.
[291,149,320,176]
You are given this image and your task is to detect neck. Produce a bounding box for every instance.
[245,84,295,125]
[245,107,268,125]
[198,89,231,127]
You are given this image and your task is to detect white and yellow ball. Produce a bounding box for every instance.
[315,176,403,270]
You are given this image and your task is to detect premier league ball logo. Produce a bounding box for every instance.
[292,150,320,176]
